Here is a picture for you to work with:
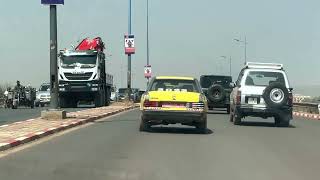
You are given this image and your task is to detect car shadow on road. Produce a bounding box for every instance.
[147,127,214,135]
[207,111,228,115]
[239,121,296,128]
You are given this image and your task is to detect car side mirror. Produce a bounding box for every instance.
[289,88,293,92]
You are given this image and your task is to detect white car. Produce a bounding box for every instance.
[35,83,51,107]
[230,62,293,127]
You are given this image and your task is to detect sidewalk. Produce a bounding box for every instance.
[0,103,137,151]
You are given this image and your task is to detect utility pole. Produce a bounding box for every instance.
[229,56,232,76]
[244,36,247,64]
[49,5,58,109]
[41,0,66,119]
[234,36,248,64]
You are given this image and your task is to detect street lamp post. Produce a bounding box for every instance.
[234,36,248,64]
[220,56,232,76]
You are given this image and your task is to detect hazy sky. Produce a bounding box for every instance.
[1,0,320,90]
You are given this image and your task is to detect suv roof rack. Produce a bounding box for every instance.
[245,62,283,70]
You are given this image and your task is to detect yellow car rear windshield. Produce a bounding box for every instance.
[148,79,200,93]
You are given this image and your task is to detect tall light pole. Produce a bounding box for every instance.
[49,5,58,109]
[41,0,64,109]
[234,36,248,64]
[146,0,150,85]
[220,56,232,76]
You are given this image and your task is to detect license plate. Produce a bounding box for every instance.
[248,98,258,105]
[162,103,184,108]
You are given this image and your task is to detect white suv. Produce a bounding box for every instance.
[230,62,293,127]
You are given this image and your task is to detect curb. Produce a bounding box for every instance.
[293,112,320,120]
[0,106,136,151]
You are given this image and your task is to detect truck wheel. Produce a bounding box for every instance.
[40,103,45,107]
[59,97,67,108]
[105,97,111,106]
[106,88,111,106]
[94,94,102,107]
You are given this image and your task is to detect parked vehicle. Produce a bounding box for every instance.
[118,88,127,101]
[58,37,113,108]
[200,75,233,113]
[35,83,50,107]
[230,62,293,127]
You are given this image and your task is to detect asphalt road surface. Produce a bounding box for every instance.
[0,107,88,125]
[0,109,319,180]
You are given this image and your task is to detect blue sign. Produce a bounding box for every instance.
[41,0,64,5]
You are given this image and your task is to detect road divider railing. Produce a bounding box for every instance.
[293,102,319,114]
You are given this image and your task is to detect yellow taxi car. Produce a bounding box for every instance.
[140,76,208,132]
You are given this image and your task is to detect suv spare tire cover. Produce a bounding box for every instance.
[208,84,226,103]
[263,82,289,108]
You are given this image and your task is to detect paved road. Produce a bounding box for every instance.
[0,109,319,180]
[0,107,88,125]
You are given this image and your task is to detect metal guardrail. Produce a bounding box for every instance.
[293,102,319,114]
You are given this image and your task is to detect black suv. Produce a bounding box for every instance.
[200,75,232,113]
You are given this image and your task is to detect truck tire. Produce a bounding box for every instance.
[94,93,103,107]
[207,84,226,103]
[263,83,289,108]
[105,88,111,106]
[59,97,67,108]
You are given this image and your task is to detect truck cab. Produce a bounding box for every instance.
[58,37,113,108]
